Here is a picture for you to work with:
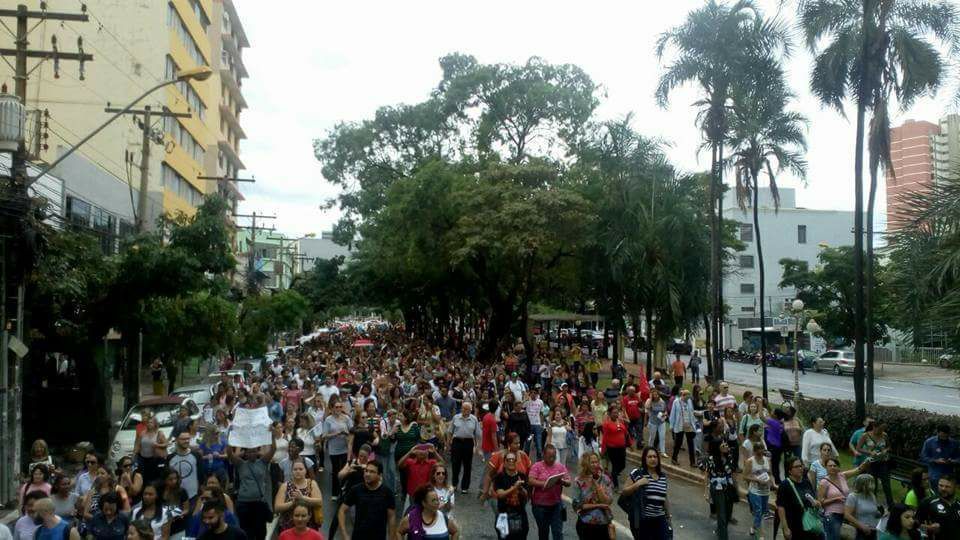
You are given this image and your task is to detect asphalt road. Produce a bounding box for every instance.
[609,345,960,415]
[719,359,960,414]
[308,448,773,540]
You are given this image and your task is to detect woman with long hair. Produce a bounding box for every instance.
[19,463,51,512]
[745,438,772,540]
[273,460,322,532]
[622,447,671,540]
[856,419,893,507]
[571,452,613,539]
[878,504,920,540]
[115,456,144,503]
[703,439,738,540]
[818,456,866,540]
[50,474,78,523]
[277,502,324,540]
[429,463,455,515]
[601,406,629,489]
[159,469,189,535]
[134,416,167,485]
[397,484,460,540]
[130,483,171,540]
[295,414,318,474]
[844,474,882,540]
[127,520,156,540]
[903,468,933,510]
[545,408,572,465]
[199,427,228,486]
[28,439,54,473]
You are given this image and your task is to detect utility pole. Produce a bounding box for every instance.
[103,106,191,232]
[233,213,276,291]
[0,4,92,506]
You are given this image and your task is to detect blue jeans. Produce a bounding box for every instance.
[747,492,768,532]
[530,424,545,459]
[531,503,563,540]
[823,512,844,540]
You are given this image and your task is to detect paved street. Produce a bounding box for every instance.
[310,450,771,540]
[611,347,960,414]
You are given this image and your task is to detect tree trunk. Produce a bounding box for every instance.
[632,315,640,364]
[852,4,872,423]
[645,308,654,379]
[704,313,713,380]
[123,336,141,413]
[709,142,721,379]
[753,171,769,402]
[716,141,726,380]
[866,142,878,404]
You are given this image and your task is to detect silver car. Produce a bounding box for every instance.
[812,350,856,375]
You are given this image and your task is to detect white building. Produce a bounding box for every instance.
[721,187,854,350]
[297,232,352,273]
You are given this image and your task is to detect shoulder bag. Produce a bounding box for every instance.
[787,479,824,535]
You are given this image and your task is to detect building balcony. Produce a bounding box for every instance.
[218,139,245,170]
[219,102,246,140]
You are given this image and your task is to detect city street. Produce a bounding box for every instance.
[612,347,960,414]
[309,450,768,540]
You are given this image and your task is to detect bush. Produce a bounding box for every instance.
[797,398,960,460]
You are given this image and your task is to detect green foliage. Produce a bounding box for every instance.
[28,230,117,350]
[886,177,960,351]
[799,397,960,462]
[235,290,309,357]
[779,246,889,346]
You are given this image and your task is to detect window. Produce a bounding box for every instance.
[165,56,206,121]
[740,283,755,294]
[162,163,203,207]
[167,3,208,67]
[163,115,205,164]
[739,255,755,268]
[741,306,755,313]
[798,224,807,244]
[66,196,91,227]
[92,208,115,254]
[190,0,210,31]
[740,223,753,242]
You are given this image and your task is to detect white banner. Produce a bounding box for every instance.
[227,406,272,449]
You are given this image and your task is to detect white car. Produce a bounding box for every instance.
[207,369,248,396]
[108,396,200,467]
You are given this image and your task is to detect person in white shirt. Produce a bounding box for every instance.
[801,417,838,466]
[317,378,339,409]
[524,389,546,460]
[505,373,527,402]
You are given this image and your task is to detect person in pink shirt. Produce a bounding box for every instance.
[282,381,304,412]
[527,444,571,540]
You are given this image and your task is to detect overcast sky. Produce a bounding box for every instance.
[232,0,958,238]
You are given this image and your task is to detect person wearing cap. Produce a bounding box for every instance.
[603,380,621,405]
[481,401,499,462]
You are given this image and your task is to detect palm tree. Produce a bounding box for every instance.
[656,0,790,377]
[728,61,808,401]
[799,0,960,417]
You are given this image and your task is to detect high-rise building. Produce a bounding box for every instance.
[886,116,960,229]
[0,0,249,229]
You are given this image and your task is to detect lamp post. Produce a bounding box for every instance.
[31,66,212,183]
[789,298,821,414]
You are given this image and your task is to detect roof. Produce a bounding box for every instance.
[136,396,187,406]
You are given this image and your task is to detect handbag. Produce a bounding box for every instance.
[787,479,824,535]
[506,511,524,534]
[310,483,323,525]
[616,485,645,526]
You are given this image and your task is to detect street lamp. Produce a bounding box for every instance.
[31,66,212,182]
[789,299,821,414]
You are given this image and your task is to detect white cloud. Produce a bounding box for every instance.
[233,0,957,237]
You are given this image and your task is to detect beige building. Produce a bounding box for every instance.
[887,114,960,229]
[0,0,249,228]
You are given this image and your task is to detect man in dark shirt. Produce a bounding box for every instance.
[199,500,248,540]
[506,400,531,448]
[918,475,960,540]
[338,460,396,540]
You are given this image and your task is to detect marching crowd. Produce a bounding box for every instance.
[7,325,960,540]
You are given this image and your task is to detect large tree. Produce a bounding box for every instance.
[727,61,808,400]
[798,0,960,417]
[656,0,790,377]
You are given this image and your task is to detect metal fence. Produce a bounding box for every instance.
[892,346,948,364]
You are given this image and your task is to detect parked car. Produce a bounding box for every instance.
[775,350,817,370]
[171,384,212,408]
[207,369,247,396]
[108,395,199,467]
[939,353,956,369]
[812,350,856,375]
[238,357,264,375]
[668,339,693,355]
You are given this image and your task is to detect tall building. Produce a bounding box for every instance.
[0,0,249,229]
[719,188,854,351]
[297,232,353,273]
[236,230,298,291]
[886,114,960,229]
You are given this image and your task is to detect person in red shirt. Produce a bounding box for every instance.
[481,403,499,461]
[277,502,324,540]
[621,386,644,451]
[601,406,630,489]
[398,444,441,497]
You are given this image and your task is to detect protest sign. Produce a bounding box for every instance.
[227,406,272,448]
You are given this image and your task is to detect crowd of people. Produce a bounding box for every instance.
[7,325,960,540]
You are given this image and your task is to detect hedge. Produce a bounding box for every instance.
[796,398,960,460]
